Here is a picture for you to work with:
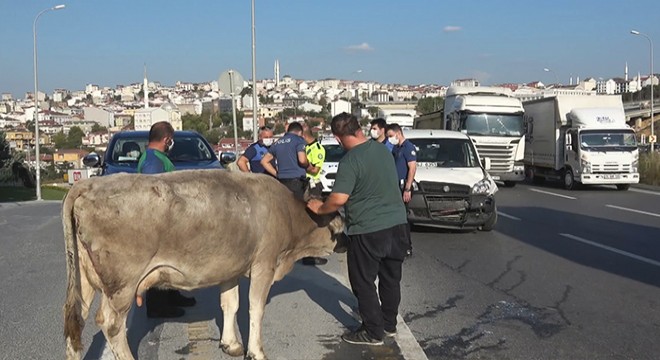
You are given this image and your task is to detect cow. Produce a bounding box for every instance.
[62,170,345,360]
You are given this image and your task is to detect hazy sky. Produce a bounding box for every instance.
[1,0,659,97]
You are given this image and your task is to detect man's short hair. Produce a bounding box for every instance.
[258,126,273,135]
[370,118,387,129]
[287,122,303,133]
[331,112,361,137]
[148,121,174,142]
[386,123,402,134]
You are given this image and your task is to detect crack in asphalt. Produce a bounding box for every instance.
[403,295,464,323]
[485,255,522,289]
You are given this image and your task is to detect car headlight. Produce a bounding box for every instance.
[411,181,420,191]
[471,178,492,194]
[581,160,591,174]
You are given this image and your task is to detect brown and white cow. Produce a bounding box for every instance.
[62,170,344,360]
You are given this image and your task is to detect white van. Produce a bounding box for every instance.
[318,137,346,194]
[404,129,498,231]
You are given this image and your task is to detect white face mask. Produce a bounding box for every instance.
[388,136,399,145]
[262,138,274,146]
[370,129,380,139]
[165,139,174,152]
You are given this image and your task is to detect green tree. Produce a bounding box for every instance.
[273,123,285,134]
[0,131,12,168]
[416,96,443,115]
[91,123,108,133]
[204,128,223,145]
[67,126,85,148]
[52,131,67,149]
[367,106,379,119]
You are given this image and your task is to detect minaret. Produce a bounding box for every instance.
[625,62,629,82]
[274,59,280,87]
[143,64,149,109]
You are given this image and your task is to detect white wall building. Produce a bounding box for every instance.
[330,99,351,117]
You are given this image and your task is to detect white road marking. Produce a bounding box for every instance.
[529,188,577,200]
[498,211,521,221]
[629,188,660,196]
[605,205,660,218]
[559,233,660,267]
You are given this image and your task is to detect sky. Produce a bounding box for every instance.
[1,0,659,97]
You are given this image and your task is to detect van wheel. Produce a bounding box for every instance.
[503,181,517,188]
[616,184,630,191]
[563,168,576,190]
[481,207,497,232]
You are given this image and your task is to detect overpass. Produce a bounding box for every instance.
[624,100,659,121]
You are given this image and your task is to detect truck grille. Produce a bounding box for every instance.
[592,164,631,173]
[419,181,470,195]
[474,143,515,173]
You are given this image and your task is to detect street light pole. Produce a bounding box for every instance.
[251,0,258,142]
[33,4,65,200]
[543,68,559,87]
[631,30,655,144]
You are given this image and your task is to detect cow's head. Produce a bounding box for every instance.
[305,207,346,254]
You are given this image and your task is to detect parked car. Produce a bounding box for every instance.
[83,130,235,175]
[405,129,498,231]
[318,137,346,194]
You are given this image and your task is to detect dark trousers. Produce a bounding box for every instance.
[347,223,410,340]
[279,177,307,201]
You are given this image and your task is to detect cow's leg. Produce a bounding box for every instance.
[246,267,275,360]
[219,279,244,357]
[80,270,96,320]
[96,294,133,360]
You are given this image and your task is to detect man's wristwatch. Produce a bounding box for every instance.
[404,188,411,192]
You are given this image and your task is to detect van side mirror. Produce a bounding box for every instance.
[565,133,572,146]
[220,152,237,165]
[482,157,491,171]
[83,153,101,168]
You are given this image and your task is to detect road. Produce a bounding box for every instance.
[1,182,659,359]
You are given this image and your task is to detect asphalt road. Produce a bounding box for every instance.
[1,182,659,359]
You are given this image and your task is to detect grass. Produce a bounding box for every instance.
[639,152,660,186]
[0,185,69,202]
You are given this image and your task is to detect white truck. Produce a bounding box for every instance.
[444,86,526,187]
[523,95,639,190]
[378,108,417,129]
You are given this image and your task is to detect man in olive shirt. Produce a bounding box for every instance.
[307,112,409,346]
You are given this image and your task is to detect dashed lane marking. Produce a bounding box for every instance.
[559,233,660,267]
[629,188,660,196]
[605,204,660,218]
[529,188,577,200]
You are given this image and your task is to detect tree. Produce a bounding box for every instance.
[91,123,108,133]
[367,106,379,119]
[273,123,285,134]
[67,126,85,148]
[0,131,11,168]
[204,128,222,145]
[52,131,67,149]
[416,96,443,115]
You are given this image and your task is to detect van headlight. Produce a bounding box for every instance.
[581,160,592,174]
[471,178,492,194]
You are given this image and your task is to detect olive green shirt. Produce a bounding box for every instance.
[332,140,407,235]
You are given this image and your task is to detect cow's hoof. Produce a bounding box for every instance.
[220,342,244,357]
[244,353,267,360]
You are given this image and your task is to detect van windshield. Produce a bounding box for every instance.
[408,138,481,167]
[579,130,637,151]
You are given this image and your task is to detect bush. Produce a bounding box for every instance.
[639,152,660,186]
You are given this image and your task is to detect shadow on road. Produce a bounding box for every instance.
[498,206,660,288]
[82,261,359,359]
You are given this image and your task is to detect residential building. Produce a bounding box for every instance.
[83,106,115,127]
[451,78,480,87]
[330,99,351,117]
[133,102,182,131]
[4,130,51,150]
[53,149,88,168]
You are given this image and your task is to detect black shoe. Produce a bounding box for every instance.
[169,291,196,307]
[384,329,397,337]
[341,328,384,346]
[302,257,328,266]
[147,306,185,319]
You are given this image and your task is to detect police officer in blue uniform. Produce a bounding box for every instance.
[260,122,309,200]
[237,126,275,174]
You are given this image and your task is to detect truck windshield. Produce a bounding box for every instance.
[408,138,480,168]
[579,130,637,151]
[461,113,524,137]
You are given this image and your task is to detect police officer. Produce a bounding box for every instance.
[302,128,328,265]
[260,122,309,200]
[237,126,275,174]
[370,118,394,152]
[386,123,416,257]
[137,121,196,318]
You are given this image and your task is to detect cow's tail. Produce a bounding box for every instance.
[62,186,84,356]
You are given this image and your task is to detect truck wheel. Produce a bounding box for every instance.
[481,207,497,232]
[563,168,576,190]
[616,184,630,191]
[503,181,517,188]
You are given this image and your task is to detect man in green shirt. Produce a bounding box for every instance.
[307,112,409,346]
[137,121,196,318]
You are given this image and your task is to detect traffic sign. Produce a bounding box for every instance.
[218,70,245,96]
[650,135,657,143]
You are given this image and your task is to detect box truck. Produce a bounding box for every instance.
[444,86,526,187]
[523,95,639,190]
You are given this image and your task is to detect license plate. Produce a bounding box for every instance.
[602,174,620,179]
[491,176,500,180]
